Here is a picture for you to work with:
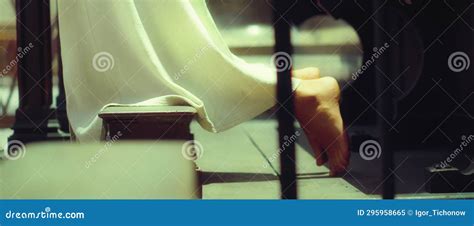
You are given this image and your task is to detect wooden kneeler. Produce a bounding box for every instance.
[98,106,197,141]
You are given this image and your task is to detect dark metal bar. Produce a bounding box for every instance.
[373,0,395,199]
[273,0,297,199]
[9,0,61,143]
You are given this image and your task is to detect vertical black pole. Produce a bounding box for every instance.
[273,0,297,199]
[373,0,395,199]
[9,0,58,143]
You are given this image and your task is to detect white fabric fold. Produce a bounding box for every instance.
[58,0,300,141]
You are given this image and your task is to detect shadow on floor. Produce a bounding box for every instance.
[200,171,332,185]
[200,171,278,185]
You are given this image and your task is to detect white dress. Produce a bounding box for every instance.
[58,0,300,141]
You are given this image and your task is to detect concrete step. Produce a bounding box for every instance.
[1,142,199,199]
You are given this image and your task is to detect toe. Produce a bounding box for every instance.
[293,67,321,80]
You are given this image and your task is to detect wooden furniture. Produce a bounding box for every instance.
[0,26,18,129]
[98,106,197,141]
[0,25,16,78]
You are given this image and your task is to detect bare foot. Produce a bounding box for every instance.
[294,76,350,176]
[293,68,328,164]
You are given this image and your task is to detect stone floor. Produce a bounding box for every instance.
[1,119,473,199]
[190,120,474,199]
